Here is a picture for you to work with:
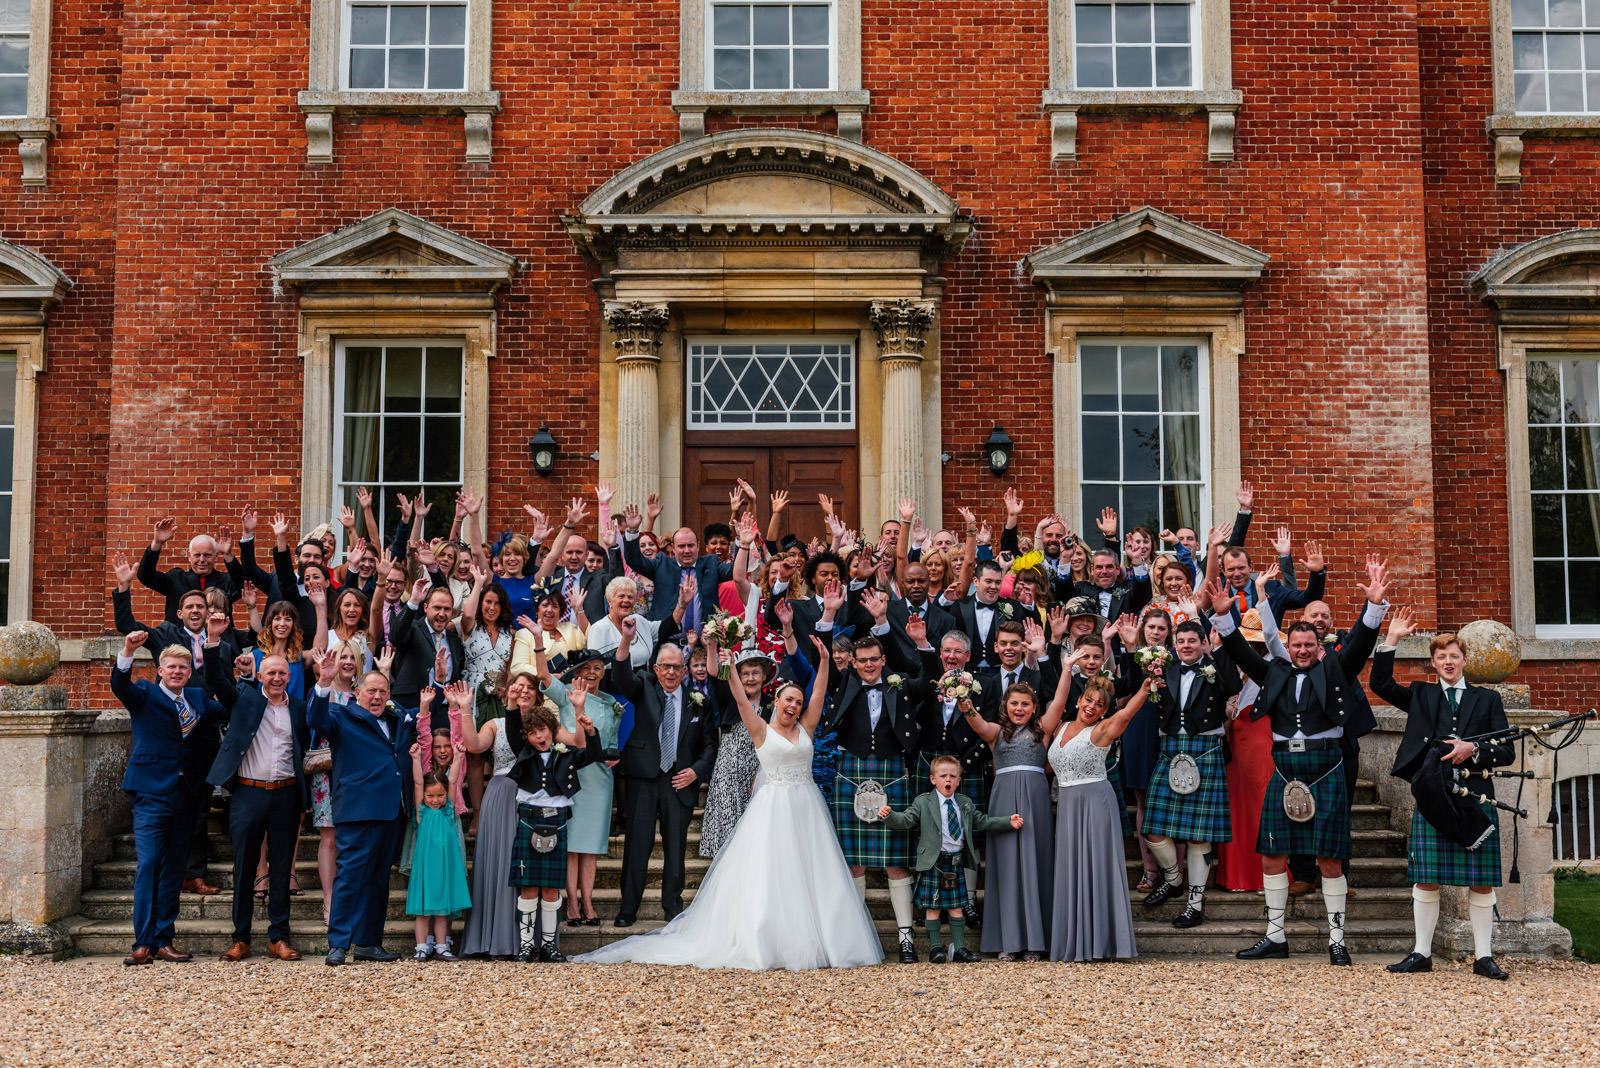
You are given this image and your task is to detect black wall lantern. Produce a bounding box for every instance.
[528,425,558,475]
[985,425,1013,475]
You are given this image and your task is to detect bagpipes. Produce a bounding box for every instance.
[1411,709,1596,879]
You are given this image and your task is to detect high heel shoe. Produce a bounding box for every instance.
[289,874,304,897]
[253,874,269,900]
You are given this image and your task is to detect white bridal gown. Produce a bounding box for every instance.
[578,726,884,971]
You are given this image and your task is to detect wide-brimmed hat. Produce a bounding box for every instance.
[1238,607,1285,644]
[559,647,606,680]
[733,647,779,683]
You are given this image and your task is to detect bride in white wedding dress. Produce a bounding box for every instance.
[578,639,883,971]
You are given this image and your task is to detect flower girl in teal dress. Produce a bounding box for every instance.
[407,738,472,961]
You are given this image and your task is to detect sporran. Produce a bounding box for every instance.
[1168,753,1201,795]
[853,780,888,822]
[1282,779,1316,823]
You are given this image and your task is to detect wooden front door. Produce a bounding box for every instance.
[682,432,857,547]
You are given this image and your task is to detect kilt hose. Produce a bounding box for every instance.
[831,752,915,869]
[1143,734,1232,844]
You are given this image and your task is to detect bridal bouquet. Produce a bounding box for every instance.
[701,612,750,678]
[937,670,981,702]
[1133,645,1173,700]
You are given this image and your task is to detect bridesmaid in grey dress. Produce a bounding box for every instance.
[962,661,1082,961]
[1048,674,1153,962]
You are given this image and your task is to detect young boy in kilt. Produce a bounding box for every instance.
[879,755,1023,962]
[1137,619,1241,929]
[1371,610,1516,980]
[505,696,602,963]
[1209,559,1390,966]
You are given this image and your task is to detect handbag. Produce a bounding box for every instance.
[302,745,332,776]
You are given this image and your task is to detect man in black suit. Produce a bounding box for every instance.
[763,551,872,649]
[622,517,733,631]
[941,559,1025,671]
[888,560,956,646]
[389,578,466,708]
[530,498,613,623]
[1211,563,1390,967]
[204,638,310,962]
[989,619,1061,704]
[607,627,718,926]
[137,517,238,623]
[1075,548,1152,623]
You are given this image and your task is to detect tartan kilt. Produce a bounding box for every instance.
[831,753,915,868]
[1105,743,1137,840]
[510,804,569,888]
[1408,808,1503,887]
[1143,734,1232,844]
[1257,749,1351,860]
[914,853,971,911]
[916,752,989,812]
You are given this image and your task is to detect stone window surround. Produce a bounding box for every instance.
[299,0,499,164]
[1487,0,1600,183]
[1043,0,1240,162]
[672,0,868,141]
[0,0,54,186]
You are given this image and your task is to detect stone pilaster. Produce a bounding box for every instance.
[869,298,936,510]
[605,300,671,512]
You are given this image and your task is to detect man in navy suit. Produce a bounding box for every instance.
[204,632,310,963]
[306,652,419,965]
[111,630,227,966]
[621,521,733,630]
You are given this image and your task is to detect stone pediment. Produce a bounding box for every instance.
[269,208,518,291]
[1473,229,1600,306]
[0,239,70,307]
[1025,207,1268,287]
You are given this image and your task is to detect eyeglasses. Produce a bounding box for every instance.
[656,663,686,672]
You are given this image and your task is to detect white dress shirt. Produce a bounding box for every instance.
[238,698,297,781]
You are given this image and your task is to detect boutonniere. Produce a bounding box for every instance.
[886,674,905,690]
[553,743,570,754]
[1322,634,1337,645]
[689,691,706,707]
[1200,665,1218,683]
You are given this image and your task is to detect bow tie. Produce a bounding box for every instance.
[1178,662,1201,675]
[864,683,885,692]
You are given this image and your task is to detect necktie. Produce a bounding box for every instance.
[190,631,204,667]
[1446,687,1459,714]
[1004,671,1016,690]
[1234,589,1249,612]
[945,799,962,841]
[562,573,578,620]
[659,692,678,773]
[174,693,196,738]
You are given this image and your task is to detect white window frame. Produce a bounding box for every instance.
[331,338,467,549]
[0,0,53,185]
[1074,336,1211,536]
[705,0,837,93]
[685,335,857,430]
[1524,352,1600,637]
[339,0,470,93]
[1507,0,1600,115]
[1069,1,1202,91]
[1489,0,1600,181]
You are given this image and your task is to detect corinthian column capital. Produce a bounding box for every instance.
[603,300,671,362]
[868,298,937,362]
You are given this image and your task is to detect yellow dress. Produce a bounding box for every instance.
[508,621,587,676]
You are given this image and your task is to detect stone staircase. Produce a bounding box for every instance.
[72,780,1416,958]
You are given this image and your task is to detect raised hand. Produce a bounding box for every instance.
[339,504,357,531]
[594,481,614,507]
[1159,527,1177,545]
[569,674,591,706]
[773,596,794,629]
[563,497,588,530]
[728,486,745,512]
[1115,612,1137,647]
[470,563,489,588]
[956,505,977,530]
[415,541,437,569]
[623,503,643,532]
[898,497,917,523]
[1236,479,1254,511]
[1048,604,1069,644]
[419,685,436,710]
[112,550,135,587]
[677,573,698,607]
[817,492,836,518]
[618,614,638,645]
[354,486,372,509]
[453,494,468,521]
[234,652,256,678]
[152,516,178,545]
[1023,617,1047,657]
[515,614,537,633]
[1201,577,1230,614]
[975,523,992,547]
[348,534,369,561]
[123,630,149,655]
[769,489,789,514]
[312,646,338,686]
[645,493,663,520]
[735,478,758,504]
[1095,506,1118,539]
[375,644,395,677]
[1357,555,1391,605]
[240,506,259,536]
[1300,540,1326,574]
[1272,526,1292,558]
[1255,560,1280,597]
[906,612,928,648]
[396,493,414,523]
[1003,487,1025,522]
[820,578,846,616]
[410,577,431,604]
[524,506,551,543]
[1386,604,1416,644]
[215,533,233,559]
[412,494,433,520]
[576,712,596,736]
[1208,522,1232,549]
[240,581,259,610]
[860,587,889,624]
[270,512,289,539]
[910,515,927,548]
[206,610,230,642]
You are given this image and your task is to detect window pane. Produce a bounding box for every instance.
[1562,359,1597,421]
[1082,416,1120,479]
[1115,3,1153,41]
[1552,0,1583,26]
[1081,345,1119,410]
[389,47,425,87]
[0,0,27,33]
[1585,33,1600,66]
[1116,44,1153,86]
[1120,345,1158,411]
[1549,32,1583,66]
[713,48,750,89]
[342,416,381,482]
[1551,71,1582,114]
[0,428,12,481]
[1163,415,1201,480]
[0,495,11,558]
[1163,482,1202,534]
[1512,0,1545,25]
[1155,45,1192,86]
[0,77,21,116]
[349,49,386,88]
[1571,562,1600,623]
[1529,359,1561,422]
[431,4,466,45]
[428,48,464,89]
[1533,560,1567,624]
[1077,3,1113,43]
[0,39,26,76]
[1533,492,1564,556]
[752,5,789,45]
[1590,0,1600,25]
[1590,72,1600,107]
[752,47,789,88]
[390,4,427,43]
[1517,71,1548,109]
[1530,426,1563,490]
[1123,484,1161,534]
[1160,345,1200,411]
[425,347,462,410]
[1568,426,1600,490]
[1514,32,1544,68]
[793,4,829,45]
[1077,45,1115,85]
[383,416,422,481]
[0,359,14,423]
[1153,4,1190,42]
[1081,484,1120,535]
[344,346,383,411]
[385,346,422,408]
[793,47,829,87]
[351,6,387,45]
[1122,414,1161,480]
[714,4,749,44]
[422,417,461,481]
[1567,493,1600,556]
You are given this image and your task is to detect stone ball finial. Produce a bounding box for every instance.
[0,620,60,685]
[1456,619,1521,684]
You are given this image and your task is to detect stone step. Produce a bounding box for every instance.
[109,830,702,865]
[68,915,1420,959]
[77,883,1417,925]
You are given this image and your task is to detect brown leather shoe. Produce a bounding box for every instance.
[1287,880,1313,898]
[123,946,153,966]
[155,946,194,962]
[182,878,221,896]
[220,941,251,962]
[268,941,302,961]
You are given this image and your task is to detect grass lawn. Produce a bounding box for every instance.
[1554,870,1600,961]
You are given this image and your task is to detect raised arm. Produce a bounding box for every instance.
[800,635,832,734]
[1254,564,1289,661]
[726,652,769,749]
[962,695,1002,745]
[1369,604,1415,709]
[1091,677,1154,746]
[410,742,427,817]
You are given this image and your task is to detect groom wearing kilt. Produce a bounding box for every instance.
[1210,559,1390,966]
[1371,618,1516,980]
[1137,619,1242,929]
[826,630,929,963]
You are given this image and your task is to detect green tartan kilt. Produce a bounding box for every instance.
[1143,734,1232,844]
[510,805,568,888]
[916,752,990,812]
[1407,808,1503,887]
[831,753,915,869]
[1257,749,1351,860]
[914,853,972,911]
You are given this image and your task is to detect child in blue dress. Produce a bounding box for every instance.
[407,738,471,961]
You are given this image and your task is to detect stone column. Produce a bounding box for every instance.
[604,300,671,513]
[869,298,936,511]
